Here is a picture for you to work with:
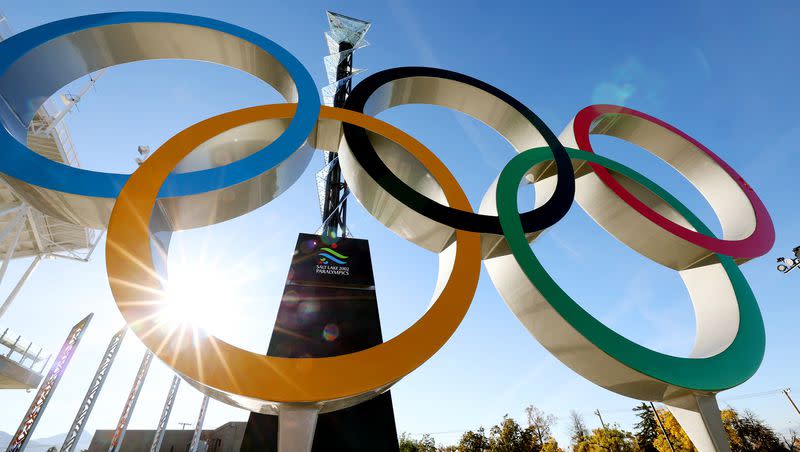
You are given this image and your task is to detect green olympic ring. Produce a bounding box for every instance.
[494,147,764,393]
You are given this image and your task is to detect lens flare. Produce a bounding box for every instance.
[322,323,340,342]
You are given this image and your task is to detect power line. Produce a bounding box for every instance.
[578,388,793,416]
[405,430,467,436]
[721,388,789,402]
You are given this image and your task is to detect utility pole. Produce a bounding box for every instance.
[650,402,676,452]
[178,422,192,430]
[784,388,800,417]
[593,409,607,430]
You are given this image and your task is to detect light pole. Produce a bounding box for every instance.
[776,250,800,421]
[776,246,800,274]
[650,402,676,452]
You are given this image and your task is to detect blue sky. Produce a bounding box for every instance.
[1,0,799,448]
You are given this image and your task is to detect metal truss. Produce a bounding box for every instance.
[6,314,93,452]
[60,328,126,452]
[108,350,153,452]
[188,395,210,452]
[316,11,371,239]
[149,375,181,452]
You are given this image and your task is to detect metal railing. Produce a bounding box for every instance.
[31,99,82,167]
[0,327,51,373]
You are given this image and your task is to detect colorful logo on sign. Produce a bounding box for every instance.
[318,244,348,265]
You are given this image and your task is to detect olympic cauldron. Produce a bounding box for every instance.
[0,12,773,452]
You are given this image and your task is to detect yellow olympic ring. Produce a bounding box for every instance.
[105,104,481,410]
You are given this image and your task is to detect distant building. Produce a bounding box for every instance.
[88,422,246,452]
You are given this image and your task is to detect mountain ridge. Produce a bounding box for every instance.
[0,430,92,451]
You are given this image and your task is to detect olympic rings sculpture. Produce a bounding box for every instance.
[0,12,774,449]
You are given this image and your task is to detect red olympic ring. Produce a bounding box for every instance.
[570,104,774,262]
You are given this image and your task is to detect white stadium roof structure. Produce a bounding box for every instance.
[0,15,103,389]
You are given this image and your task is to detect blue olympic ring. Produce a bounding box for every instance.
[0,12,319,199]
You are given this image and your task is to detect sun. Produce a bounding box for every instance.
[153,231,271,348]
[162,262,229,332]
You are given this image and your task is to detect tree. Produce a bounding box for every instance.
[488,415,533,451]
[399,432,417,452]
[457,408,561,452]
[721,408,746,451]
[651,409,696,451]
[458,427,490,451]
[781,428,798,451]
[399,432,437,452]
[723,409,789,451]
[633,403,659,451]
[419,434,437,452]
[650,407,790,452]
[525,405,558,449]
[569,410,590,447]
[541,437,563,452]
[577,425,637,451]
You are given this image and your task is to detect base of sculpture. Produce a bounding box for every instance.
[241,394,398,451]
[240,233,399,451]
